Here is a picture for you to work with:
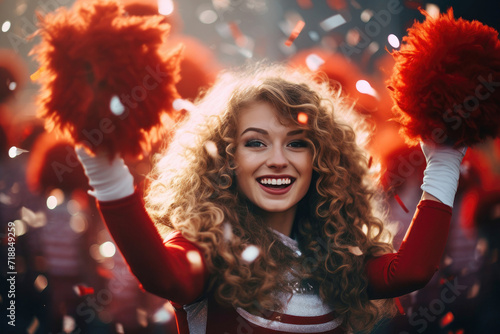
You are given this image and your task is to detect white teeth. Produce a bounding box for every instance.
[259,178,291,185]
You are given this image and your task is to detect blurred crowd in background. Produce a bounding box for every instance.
[1,0,499,333]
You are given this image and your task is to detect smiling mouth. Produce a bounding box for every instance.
[257,177,295,188]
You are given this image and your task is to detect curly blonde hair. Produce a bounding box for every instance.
[145,63,395,332]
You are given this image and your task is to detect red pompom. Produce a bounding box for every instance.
[388,8,500,147]
[31,0,182,158]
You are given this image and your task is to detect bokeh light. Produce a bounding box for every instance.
[199,9,218,24]
[109,95,125,115]
[388,34,400,48]
[305,53,325,71]
[1,21,11,32]
[356,80,378,98]
[14,220,27,237]
[158,0,174,16]
[241,245,260,263]
[46,196,58,210]
[99,241,116,258]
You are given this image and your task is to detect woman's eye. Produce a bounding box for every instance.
[245,140,265,147]
[288,140,308,148]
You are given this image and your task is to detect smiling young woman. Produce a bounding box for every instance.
[76,64,466,333]
[234,101,314,235]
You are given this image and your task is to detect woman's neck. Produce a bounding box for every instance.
[259,206,297,237]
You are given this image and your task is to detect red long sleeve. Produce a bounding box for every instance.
[97,191,209,305]
[365,200,452,299]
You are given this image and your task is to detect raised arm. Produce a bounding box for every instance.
[77,148,209,305]
[365,143,466,299]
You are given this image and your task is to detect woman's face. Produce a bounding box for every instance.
[234,102,313,215]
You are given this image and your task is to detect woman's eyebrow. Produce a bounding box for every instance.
[287,129,304,136]
[240,128,305,136]
[240,127,268,136]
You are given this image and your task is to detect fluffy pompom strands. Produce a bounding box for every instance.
[31,0,182,158]
[388,8,500,147]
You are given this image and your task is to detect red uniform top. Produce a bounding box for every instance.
[98,192,452,334]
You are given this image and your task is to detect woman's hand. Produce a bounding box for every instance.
[75,146,134,201]
[420,141,467,207]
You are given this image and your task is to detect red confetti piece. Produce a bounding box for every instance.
[327,0,347,10]
[456,330,464,334]
[30,66,45,81]
[73,285,95,296]
[394,297,406,315]
[403,0,423,10]
[440,311,454,328]
[394,194,409,213]
[368,156,373,168]
[285,20,305,47]
[296,0,313,9]
[228,22,245,47]
[96,266,114,279]
[297,112,308,124]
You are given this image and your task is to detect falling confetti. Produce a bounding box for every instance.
[172,98,197,113]
[109,95,125,116]
[158,0,174,15]
[186,250,204,273]
[116,323,125,334]
[368,156,373,168]
[2,20,11,32]
[99,241,116,258]
[285,20,305,46]
[153,305,174,323]
[319,14,346,31]
[46,196,58,210]
[73,284,95,296]
[440,311,454,328]
[21,207,47,228]
[204,141,219,158]
[8,146,29,158]
[355,80,378,98]
[348,245,362,256]
[34,274,48,292]
[297,112,308,124]
[467,281,480,299]
[137,308,149,327]
[394,194,409,213]
[360,9,374,23]
[223,222,233,240]
[425,3,440,19]
[229,21,246,47]
[30,66,45,81]
[305,53,325,71]
[241,245,260,263]
[296,0,313,9]
[387,34,400,48]
[394,297,406,315]
[327,0,347,10]
[308,30,320,41]
[63,315,76,333]
[27,317,39,334]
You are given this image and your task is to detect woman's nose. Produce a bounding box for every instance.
[266,146,288,169]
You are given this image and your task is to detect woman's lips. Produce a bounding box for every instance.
[258,182,293,195]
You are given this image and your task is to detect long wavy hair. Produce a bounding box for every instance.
[145,64,395,332]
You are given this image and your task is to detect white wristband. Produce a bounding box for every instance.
[420,142,467,207]
[75,147,134,201]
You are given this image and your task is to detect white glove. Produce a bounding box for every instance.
[420,141,467,207]
[75,146,134,201]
